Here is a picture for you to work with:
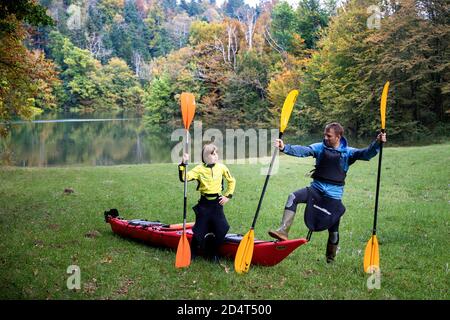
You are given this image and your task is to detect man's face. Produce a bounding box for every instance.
[324,128,341,149]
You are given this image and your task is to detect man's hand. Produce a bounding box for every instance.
[377,132,387,143]
[219,196,229,206]
[182,153,189,164]
[274,139,285,150]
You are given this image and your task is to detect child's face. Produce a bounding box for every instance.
[204,149,218,165]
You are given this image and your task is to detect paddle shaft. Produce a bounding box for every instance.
[250,132,283,228]
[183,130,189,231]
[372,129,384,236]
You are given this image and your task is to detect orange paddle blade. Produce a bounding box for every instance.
[364,235,380,273]
[234,229,255,274]
[380,82,389,130]
[168,222,195,230]
[180,92,196,130]
[175,231,191,268]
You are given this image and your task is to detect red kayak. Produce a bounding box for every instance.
[104,209,307,266]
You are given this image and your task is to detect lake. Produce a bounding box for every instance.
[2,111,402,167]
[1,111,312,167]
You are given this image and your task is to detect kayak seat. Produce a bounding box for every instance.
[128,219,163,228]
[224,233,244,243]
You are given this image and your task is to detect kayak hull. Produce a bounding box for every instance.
[105,213,307,267]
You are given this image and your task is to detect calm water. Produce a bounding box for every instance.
[2,111,392,167]
[0,112,291,167]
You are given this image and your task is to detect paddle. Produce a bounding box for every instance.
[364,81,389,273]
[175,92,196,269]
[234,89,299,274]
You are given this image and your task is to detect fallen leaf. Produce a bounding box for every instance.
[220,263,230,273]
[85,230,101,238]
[101,256,113,264]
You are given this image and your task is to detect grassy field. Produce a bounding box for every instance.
[0,143,449,300]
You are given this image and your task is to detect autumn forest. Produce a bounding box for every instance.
[0,0,448,139]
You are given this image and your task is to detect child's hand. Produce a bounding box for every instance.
[219,196,229,206]
[182,153,189,164]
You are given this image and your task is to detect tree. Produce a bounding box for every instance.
[222,51,271,123]
[223,0,245,19]
[300,0,449,137]
[143,74,173,124]
[301,0,377,136]
[365,0,450,136]
[143,46,200,125]
[0,0,53,32]
[48,31,144,111]
[145,1,173,57]
[100,57,144,111]
[295,0,330,49]
[236,5,257,50]
[269,1,297,53]
[165,13,193,49]
[0,0,58,137]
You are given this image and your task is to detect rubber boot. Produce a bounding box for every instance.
[268,210,296,241]
[190,236,200,261]
[204,232,219,263]
[326,232,339,263]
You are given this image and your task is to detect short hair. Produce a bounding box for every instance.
[325,122,344,137]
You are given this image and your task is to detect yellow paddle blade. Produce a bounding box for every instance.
[180,92,196,130]
[280,90,299,133]
[175,231,191,268]
[380,82,389,130]
[364,235,380,273]
[234,229,255,274]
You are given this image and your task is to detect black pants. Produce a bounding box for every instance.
[284,187,340,233]
[192,197,230,257]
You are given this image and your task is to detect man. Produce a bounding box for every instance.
[268,122,387,263]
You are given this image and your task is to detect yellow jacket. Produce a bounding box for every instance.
[178,163,236,198]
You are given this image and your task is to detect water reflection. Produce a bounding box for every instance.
[2,112,177,167]
[2,111,392,167]
[4,113,282,167]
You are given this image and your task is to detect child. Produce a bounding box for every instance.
[178,143,236,262]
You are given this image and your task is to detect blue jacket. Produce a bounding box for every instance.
[282,137,381,199]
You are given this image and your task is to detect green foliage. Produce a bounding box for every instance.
[363,0,450,137]
[0,4,58,136]
[144,74,173,124]
[48,31,143,111]
[189,20,224,45]
[4,0,446,138]
[295,0,329,49]
[301,0,449,137]
[145,2,174,57]
[0,0,54,34]
[270,1,297,52]
[219,52,271,124]
[101,58,144,110]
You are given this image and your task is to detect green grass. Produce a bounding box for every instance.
[0,143,449,300]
